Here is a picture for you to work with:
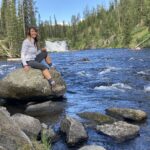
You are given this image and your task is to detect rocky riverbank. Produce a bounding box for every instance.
[0,104,147,150]
[0,67,147,148]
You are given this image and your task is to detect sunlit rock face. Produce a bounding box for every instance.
[46,41,68,52]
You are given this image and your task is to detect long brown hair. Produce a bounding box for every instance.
[27,26,38,47]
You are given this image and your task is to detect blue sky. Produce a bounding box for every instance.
[0,0,111,23]
[36,0,110,23]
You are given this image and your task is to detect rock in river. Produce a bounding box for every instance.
[0,68,66,100]
[12,113,41,139]
[60,116,88,145]
[25,100,65,116]
[0,107,32,150]
[78,112,114,125]
[41,123,57,143]
[106,107,147,122]
[96,121,140,142]
[78,145,106,150]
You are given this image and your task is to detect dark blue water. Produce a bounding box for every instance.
[0,48,150,150]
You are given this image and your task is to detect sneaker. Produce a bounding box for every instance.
[50,80,55,85]
[48,79,55,86]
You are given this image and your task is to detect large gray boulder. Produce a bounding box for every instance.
[78,145,106,150]
[106,108,147,122]
[0,68,66,100]
[12,113,41,139]
[0,107,32,150]
[60,116,88,145]
[96,121,140,142]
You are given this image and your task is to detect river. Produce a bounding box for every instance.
[0,48,150,150]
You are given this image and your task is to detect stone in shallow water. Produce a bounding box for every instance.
[78,145,106,150]
[78,112,115,125]
[0,68,66,100]
[80,58,90,62]
[96,121,140,142]
[25,100,65,117]
[106,108,147,122]
[41,125,57,143]
[12,113,41,139]
[60,116,88,145]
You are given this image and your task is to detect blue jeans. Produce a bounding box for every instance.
[26,51,49,71]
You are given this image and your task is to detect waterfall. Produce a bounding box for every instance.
[46,41,68,52]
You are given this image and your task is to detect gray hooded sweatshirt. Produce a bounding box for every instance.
[21,38,41,66]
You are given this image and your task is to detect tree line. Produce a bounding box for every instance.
[37,0,150,49]
[0,0,150,57]
[0,0,36,57]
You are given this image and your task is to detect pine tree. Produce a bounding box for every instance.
[1,0,7,36]
[5,0,18,51]
[17,0,25,48]
[22,0,36,32]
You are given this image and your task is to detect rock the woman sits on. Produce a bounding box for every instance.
[21,26,55,86]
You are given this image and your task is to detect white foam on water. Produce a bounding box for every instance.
[129,58,143,62]
[129,57,135,61]
[0,64,10,68]
[9,66,16,70]
[94,83,132,92]
[144,85,150,92]
[98,66,120,75]
[137,69,150,75]
[0,65,16,75]
[0,70,4,75]
[114,83,132,89]
[94,85,119,91]
[137,71,147,75]
[0,65,9,75]
[76,71,91,77]
[139,59,144,62]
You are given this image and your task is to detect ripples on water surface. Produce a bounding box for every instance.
[0,48,150,150]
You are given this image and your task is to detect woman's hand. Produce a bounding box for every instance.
[24,65,30,71]
[41,47,47,51]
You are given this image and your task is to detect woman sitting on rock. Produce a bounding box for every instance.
[21,26,55,86]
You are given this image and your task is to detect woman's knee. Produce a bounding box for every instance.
[42,51,48,58]
[27,60,48,71]
[41,66,49,71]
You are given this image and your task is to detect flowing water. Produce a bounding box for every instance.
[0,48,150,150]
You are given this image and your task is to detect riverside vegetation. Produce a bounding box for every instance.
[0,0,150,58]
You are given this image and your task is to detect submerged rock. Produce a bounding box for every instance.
[96,121,140,142]
[0,107,32,150]
[0,68,66,100]
[106,108,147,122]
[25,100,65,116]
[78,145,106,150]
[80,58,90,62]
[78,112,114,125]
[12,113,41,139]
[60,116,88,145]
